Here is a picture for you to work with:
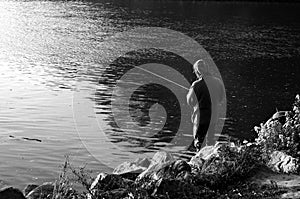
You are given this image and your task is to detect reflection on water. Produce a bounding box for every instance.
[0,0,300,189]
[96,49,195,150]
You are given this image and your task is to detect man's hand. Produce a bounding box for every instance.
[191,78,202,87]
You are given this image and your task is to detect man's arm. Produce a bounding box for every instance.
[187,80,200,106]
[187,86,194,106]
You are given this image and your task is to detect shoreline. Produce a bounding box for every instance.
[1,95,300,199]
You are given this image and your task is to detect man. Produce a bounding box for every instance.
[187,59,225,151]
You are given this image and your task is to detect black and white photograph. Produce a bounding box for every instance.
[0,0,300,198]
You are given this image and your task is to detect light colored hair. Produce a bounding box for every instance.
[193,59,209,78]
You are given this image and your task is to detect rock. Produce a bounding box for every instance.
[97,188,129,199]
[23,184,38,196]
[88,173,132,199]
[151,177,216,199]
[267,151,298,173]
[136,159,191,194]
[0,187,26,199]
[147,159,191,180]
[113,157,150,180]
[272,111,288,124]
[188,145,221,171]
[137,151,175,181]
[264,111,288,126]
[90,173,131,191]
[152,178,191,197]
[251,166,300,189]
[188,156,204,172]
[281,191,300,199]
[26,182,54,199]
[251,166,300,199]
[193,145,221,160]
[136,151,175,181]
[148,151,175,168]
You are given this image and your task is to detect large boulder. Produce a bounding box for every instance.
[188,145,222,172]
[251,166,300,189]
[23,184,38,196]
[191,145,222,160]
[136,159,192,197]
[133,153,216,199]
[26,182,54,199]
[113,157,150,180]
[137,151,175,181]
[267,151,298,173]
[148,151,175,168]
[88,173,133,199]
[250,166,300,199]
[138,160,191,182]
[93,188,129,199]
[0,187,26,199]
[90,173,131,191]
[281,191,300,199]
[151,177,215,199]
[255,95,300,165]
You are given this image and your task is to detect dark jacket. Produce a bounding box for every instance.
[187,75,224,125]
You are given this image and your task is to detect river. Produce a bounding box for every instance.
[0,0,299,189]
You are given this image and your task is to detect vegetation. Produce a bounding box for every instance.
[48,95,300,199]
[51,154,287,199]
[255,94,300,165]
[192,142,264,189]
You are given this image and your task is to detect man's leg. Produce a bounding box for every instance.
[187,122,199,152]
[194,123,209,151]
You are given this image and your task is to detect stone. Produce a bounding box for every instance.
[251,166,300,189]
[250,166,300,199]
[188,145,221,171]
[23,184,38,196]
[26,182,54,199]
[113,157,150,180]
[188,155,204,171]
[135,158,213,198]
[272,111,288,124]
[136,159,191,192]
[90,173,130,191]
[87,172,133,199]
[151,177,215,199]
[136,151,175,181]
[267,151,298,173]
[193,145,221,160]
[148,151,175,168]
[97,188,129,199]
[0,187,26,199]
[281,191,300,199]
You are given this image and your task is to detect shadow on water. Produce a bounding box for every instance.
[73,0,300,152]
[34,0,299,144]
[1,0,300,189]
[94,49,196,152]
[216,57,300,141]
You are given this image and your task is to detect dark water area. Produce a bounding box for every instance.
[91,0,300,140]
[217,57,300,140]
[0,0,300,189]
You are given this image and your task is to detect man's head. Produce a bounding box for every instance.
[193,59,210,78]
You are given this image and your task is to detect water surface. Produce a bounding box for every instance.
[0,0,299,188]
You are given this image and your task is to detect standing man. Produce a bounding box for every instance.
[187,59,225,151]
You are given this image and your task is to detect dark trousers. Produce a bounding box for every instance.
[193,123,210,149]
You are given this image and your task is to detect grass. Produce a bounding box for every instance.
[49,148,287,199]
[47,95,300,199]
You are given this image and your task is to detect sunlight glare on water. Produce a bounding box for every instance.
[0,0,299,189]
[0,0,107,188]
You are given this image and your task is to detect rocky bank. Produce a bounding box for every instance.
[1,95,300,199]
